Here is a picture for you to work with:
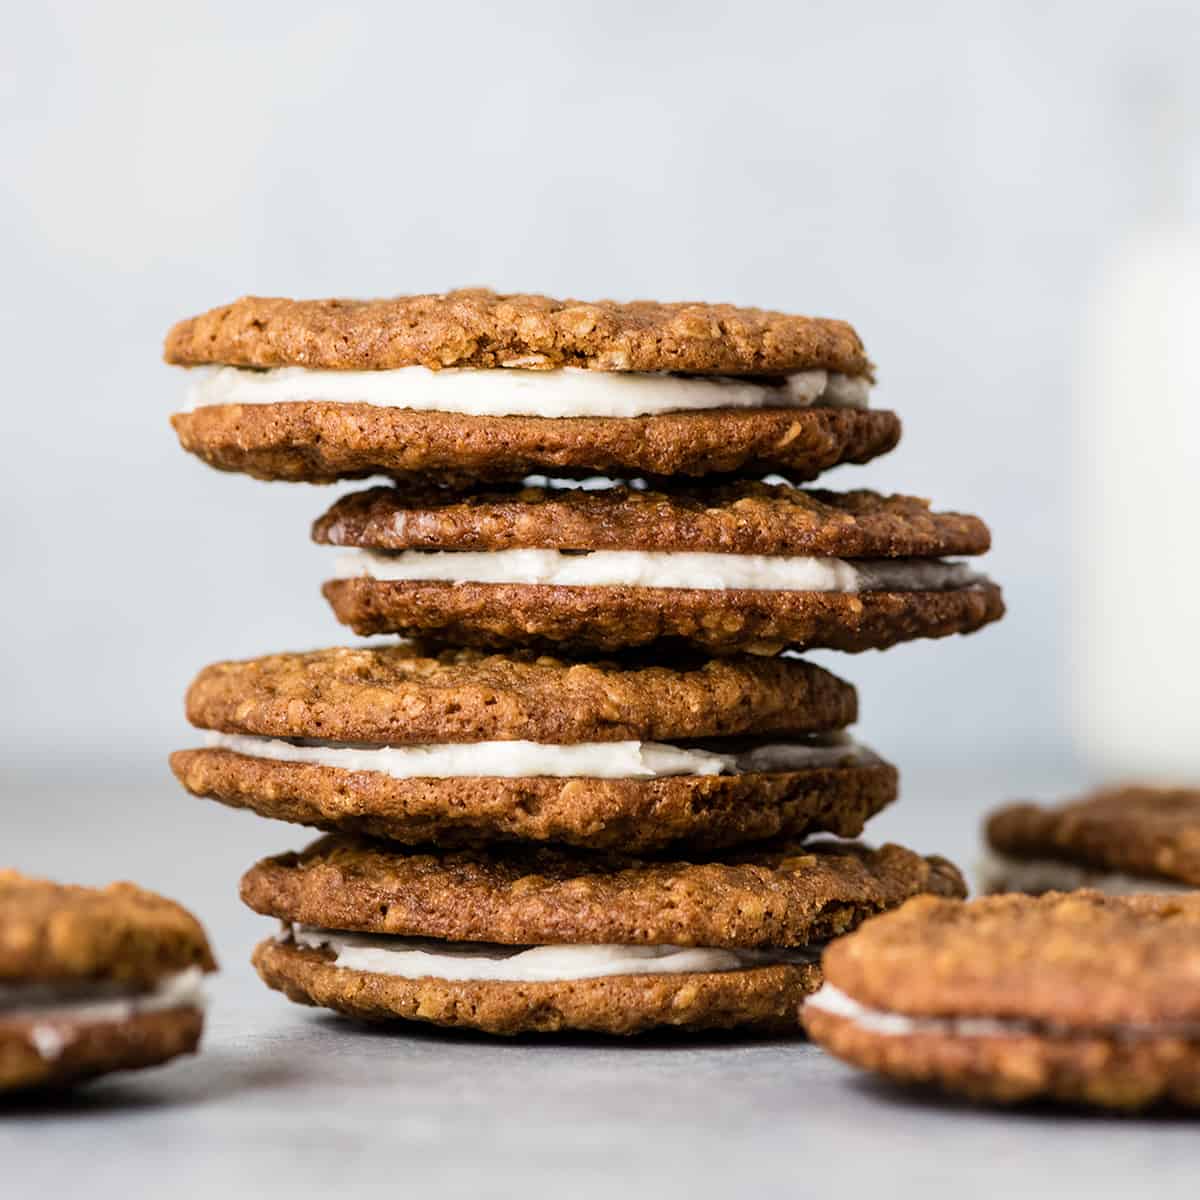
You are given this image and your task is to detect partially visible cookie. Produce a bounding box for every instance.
[804,891,1200,1109]
[0,872,216,1091]
[980,786,1200,894]
[242,835,966,1036]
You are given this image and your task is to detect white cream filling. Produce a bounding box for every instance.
[206,730,874,779]
[332,548,984,592]
[286,924,819,982]
[0,968,208,1062]
[976,850,1195,897]
[184,364,871,419]
[806,983,1200,1039]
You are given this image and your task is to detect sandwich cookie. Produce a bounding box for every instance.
[316,482,1003,655]
[171,645,896,852]
[804,891,1200,1109]
[166,290,897,484]
[242,835,966,1036]
[0,871,215,1091]
[980,785,1200,895]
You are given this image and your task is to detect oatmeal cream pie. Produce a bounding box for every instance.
[166,290,898,484]
[171,644,896,852]
[242,834,966,1036]
[805,891,1200,1110]
[979,785,1200,895]
[315,482,1003,655]
[0,871,216,1091]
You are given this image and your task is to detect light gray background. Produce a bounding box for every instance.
[5,0,1196,774]
[3,4,1199,1193]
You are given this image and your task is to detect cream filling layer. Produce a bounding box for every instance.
[806,983,1200,1039]
[333,549,984,592]
[286,924,820,982]
[0,968,208,1061]
[976,850,1195,897]
[206,730,874,780]
[184,364,871,418]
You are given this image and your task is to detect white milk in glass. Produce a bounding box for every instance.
[1074,216,1200,776]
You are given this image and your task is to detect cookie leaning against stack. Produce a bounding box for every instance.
[166,289,997,1036]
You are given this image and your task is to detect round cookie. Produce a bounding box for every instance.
[804,891,1200,1109]
[172,645,895,851]
[164,290,872,374]
[242,836,967,1036]
[314,483,992,557]
[166,290,895,485]
[981,786,1200,894]
[172,750,896,853]
[180,644,858,745]
[170,405,899,487]
[0,872,216,1091]
[323,581,1005,657]
[253,942,818,1036]
[315,483,1002,656]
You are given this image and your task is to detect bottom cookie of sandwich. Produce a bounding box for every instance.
[241,834,965,1037]
[1,1007,206,1092]
[254,938,821,1036]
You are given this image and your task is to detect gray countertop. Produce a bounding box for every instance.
[3,761,1196,1199]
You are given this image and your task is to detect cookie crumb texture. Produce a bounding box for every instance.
[316,483,991,557]
[164,290,872,374]
[253,940,817,1036]
[240,836,966,948]
[323,579,1006,656]
[0,1009,204,1093]
[183,644,858,744]
[987,786,1200,887]
[171,404,900,485]
[0,871,216,986]
[171,751,898,852]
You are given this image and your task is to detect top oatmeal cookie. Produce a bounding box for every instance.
[164,289,872,375]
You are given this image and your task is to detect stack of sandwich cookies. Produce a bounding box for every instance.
[242,836,965,1036]
[804,892,1200,1110]
[315,482,1001,654]
[171,646,897,853]
[0,872,215,1091]
[166,288,998,1036]
[980,786,1200,895]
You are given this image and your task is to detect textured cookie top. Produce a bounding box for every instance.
[164,290,870,375]
[822,891,1200,1027]
[987,787,1200,886]
[185,644,857,745]
[315,482,991,558]
[0,871,216,986]
[241,835,965,949]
